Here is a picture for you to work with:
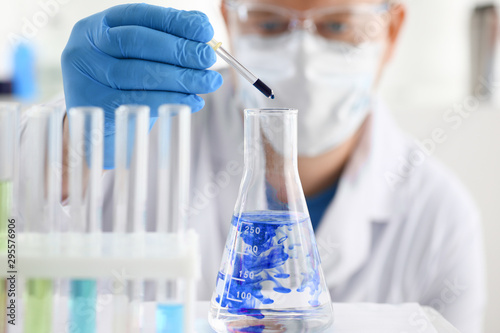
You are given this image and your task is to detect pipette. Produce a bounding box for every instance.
[208,38,275,99]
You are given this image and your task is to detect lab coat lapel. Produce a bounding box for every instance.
[315,99,402,291]
[315,118,374,290]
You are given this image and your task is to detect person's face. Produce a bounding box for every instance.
[222,0,406,85]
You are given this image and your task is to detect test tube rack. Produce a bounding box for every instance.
[1,103,199,333]
[0,231,201,332]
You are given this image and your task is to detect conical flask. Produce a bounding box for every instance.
[209,108,334,332]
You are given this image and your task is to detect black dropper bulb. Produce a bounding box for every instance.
[253,79,275,99]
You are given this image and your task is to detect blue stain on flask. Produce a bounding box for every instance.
[208,108,334,332]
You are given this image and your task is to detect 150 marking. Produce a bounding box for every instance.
[239,270,255,279]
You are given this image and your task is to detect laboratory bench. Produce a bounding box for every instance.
[195,301,460,333]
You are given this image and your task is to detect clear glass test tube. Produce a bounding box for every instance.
[113,105,149,234]
[112,105,150,333]
[156,104,191,236]
[155,104,191,333]
[0,102,20,333]
[68,107,104,333]
[23,105,63,333]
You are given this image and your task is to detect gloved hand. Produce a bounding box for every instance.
[61,3,223,168]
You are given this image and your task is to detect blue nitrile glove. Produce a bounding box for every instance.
[61,3,223,169]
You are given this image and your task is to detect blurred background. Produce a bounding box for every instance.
[0,0,498,331]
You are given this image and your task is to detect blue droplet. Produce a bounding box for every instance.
[273,286,292,294]
[274,273,290,279]
[218,211,323,319]
[278,236,288,244]
[309,299,320,307]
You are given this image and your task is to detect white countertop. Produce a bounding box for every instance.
[195,302,460,333]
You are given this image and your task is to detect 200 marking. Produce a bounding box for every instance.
[246,245,258,253]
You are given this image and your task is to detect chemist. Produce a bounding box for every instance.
[59,0,485,332]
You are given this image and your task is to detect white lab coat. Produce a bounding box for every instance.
[20,70,486,333]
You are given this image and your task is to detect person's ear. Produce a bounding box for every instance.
[382,3,406,63]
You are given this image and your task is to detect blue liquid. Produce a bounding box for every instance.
[69,279,97,333]
[214,211,323,319]
[240,325,265,332]
[156,303,184,333]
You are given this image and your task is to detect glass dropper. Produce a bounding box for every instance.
[208,38,275,99]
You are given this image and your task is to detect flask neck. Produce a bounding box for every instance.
[238,109,305,213]
[243,110,299,176]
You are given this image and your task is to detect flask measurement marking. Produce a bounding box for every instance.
[226,277,243,302]
[241,222,261,235]
[231,277,245,282]
[226,297,243,303]
[225,221,261,299]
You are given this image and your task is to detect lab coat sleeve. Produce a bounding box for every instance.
[417,171,486,333]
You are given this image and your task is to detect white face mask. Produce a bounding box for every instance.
[234,31,383,156]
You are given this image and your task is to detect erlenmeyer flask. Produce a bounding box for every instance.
[209,108,333,332]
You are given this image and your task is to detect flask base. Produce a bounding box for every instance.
[208,302,333,333]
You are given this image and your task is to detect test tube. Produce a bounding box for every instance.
[113,105,149,234]
[156,104,191,235]
[0,102,20,333]
[68,107,104,333]
[23,105,63,333]
[112,105,149,333]
[155,104,191,333]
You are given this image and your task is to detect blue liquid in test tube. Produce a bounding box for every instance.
[68,107,104,333]
[156,303,184,333]
[154,105,191,333]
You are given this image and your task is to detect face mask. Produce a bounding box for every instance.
[233,31,383,156]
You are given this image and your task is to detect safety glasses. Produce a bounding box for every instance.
[225,2,391,45]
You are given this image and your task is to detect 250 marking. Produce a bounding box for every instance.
[244,226,260,234]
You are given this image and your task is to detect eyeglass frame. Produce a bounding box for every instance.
[223,1,393,44]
